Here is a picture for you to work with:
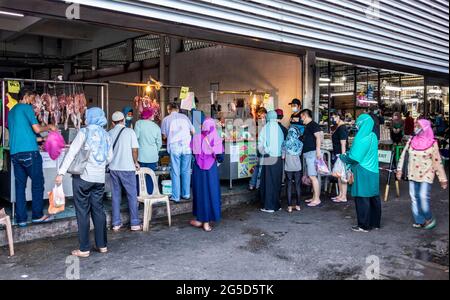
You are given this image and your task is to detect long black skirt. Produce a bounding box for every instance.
[259,157,283,211]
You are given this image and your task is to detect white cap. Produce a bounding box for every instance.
[112,111,125,122]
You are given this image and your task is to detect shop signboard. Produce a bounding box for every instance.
[378,150,392,164]
[238,141,257,179]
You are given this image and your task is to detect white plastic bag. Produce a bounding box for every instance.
[332,157,347,182]
[315,158,330,175]
[53,184,65,208]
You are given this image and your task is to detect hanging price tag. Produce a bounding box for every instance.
[179,87,189,100]
[263,93,270,103]
[6,93,18,110]
[7,81,20,94]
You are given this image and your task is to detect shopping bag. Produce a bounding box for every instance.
[315,158,330,175]
[48,184,65,215]
[332,157,347,182]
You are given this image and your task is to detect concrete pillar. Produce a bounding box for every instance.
[160,35,167,118]
[126,38,134,63]
[169,37,182,103]
[303,51,319,121]
[91,48,99,71]
[63,62,72,81]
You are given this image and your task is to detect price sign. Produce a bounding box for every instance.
[7,81,20,94]
[179,87,189,100]
[378,150,392,164]
[6,93,18,110]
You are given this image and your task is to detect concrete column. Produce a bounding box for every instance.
[303,51,319,121]
[169,37,182,103]
[160,35,167,118]
[126,38,134,63]
[63,62,72,81]
[91,48,99,71]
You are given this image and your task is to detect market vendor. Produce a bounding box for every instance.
[8,89,57,227]
[122,106,134,128]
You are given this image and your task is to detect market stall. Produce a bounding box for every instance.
[210,89,271,188]
[0,78,109,217]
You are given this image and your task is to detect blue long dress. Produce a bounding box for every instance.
[192,160,221,222]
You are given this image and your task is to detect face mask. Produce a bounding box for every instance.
[126,116,133,121]
[292,107,299,113]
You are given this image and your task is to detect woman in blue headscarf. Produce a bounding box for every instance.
[123,106,134,128]
[282,126,303,213]
[340,114,381,232]
[258,110,284,213]
[56,107,113,258]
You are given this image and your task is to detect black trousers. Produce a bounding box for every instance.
[260,157,283,211]
[286,171,301,206]
[354,196,382,230]
[72,175,107,252]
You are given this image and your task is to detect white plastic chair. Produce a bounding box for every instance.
[136,168,171,232]
[0,208,14,256]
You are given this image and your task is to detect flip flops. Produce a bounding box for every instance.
[32,215,54,224]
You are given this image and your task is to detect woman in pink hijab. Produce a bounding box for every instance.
[397,119,448,230]
[190,117,224,232]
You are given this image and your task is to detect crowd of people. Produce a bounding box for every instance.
[6,88,449,258]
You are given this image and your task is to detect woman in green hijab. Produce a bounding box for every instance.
[340,114,381,232]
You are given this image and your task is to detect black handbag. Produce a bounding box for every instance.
[401,140,411,181]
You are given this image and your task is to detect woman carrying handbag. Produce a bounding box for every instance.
[56,107,113,258]
[396,119,448,230]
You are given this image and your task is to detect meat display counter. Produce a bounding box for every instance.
[0,78,109,217]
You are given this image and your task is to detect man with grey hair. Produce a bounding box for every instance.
[108,111,141,232]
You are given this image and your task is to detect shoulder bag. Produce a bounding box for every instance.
[67,128,91,175]
[106,127,126,173]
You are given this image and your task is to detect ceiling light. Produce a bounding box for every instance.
[0,10,25,17]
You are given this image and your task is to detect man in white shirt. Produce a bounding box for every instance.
[161,102,195,203]
[108,111,141,231]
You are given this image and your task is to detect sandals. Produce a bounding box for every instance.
[32,215,54,224]
[307,201,322,207]
[287,207,293,213]
[203,223,213,232]
[71,249,90,258]
[94,247,108,253]
[131,225,143,232]
[295,206,301,211]
[190,220,203,228]
[333,198,348,203]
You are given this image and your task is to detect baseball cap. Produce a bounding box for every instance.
[112,111,125,122]
[289,98,301,106]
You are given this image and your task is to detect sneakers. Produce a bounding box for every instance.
[424,219,437,230]
[412,223,425,229]
[260,208,275,213]
[351,226,369,233]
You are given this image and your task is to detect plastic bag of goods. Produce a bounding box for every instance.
[44,131,65,160]
[315,158,330,175]
[48,184,65,215]
[332,157,347,182]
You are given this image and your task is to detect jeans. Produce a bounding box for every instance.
[409,181,433,225]
[72,175,107,252]
[169,152,192,201]
[11,151,44,223]
[249,158,261,188]
[110,171,140,227]
[137,162,157,195]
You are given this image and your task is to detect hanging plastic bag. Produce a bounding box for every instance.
[332,157,347,182]
[44,131,65,160]
[316,158,330,175]
[48,184,65,215]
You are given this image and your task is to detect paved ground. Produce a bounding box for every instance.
[0,180,448,280]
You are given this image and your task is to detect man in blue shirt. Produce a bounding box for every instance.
[8,89,56,227]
